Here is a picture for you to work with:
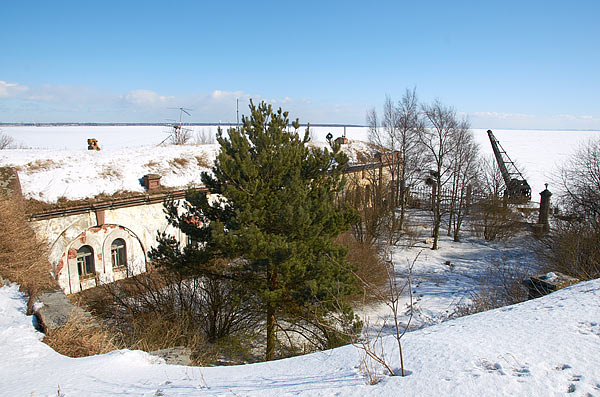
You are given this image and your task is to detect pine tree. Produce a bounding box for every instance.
[154,101,359,360]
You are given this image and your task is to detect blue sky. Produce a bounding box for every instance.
[1,1,598,129]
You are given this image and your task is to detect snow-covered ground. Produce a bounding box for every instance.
[1,125,599,395]
[2,125,599,203]
[358,211,541,331]
[2,277,599,396]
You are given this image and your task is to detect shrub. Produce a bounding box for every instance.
[0,196,56,305]
[451,257,531,317]
[470,197,521,241]
[335,232,388,303]
[92,268,259,345]
[194,129,215,145]
[541,219,600,280]
[42,311,121,357]
[0,131,14,149]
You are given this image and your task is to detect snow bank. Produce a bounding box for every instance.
[1,279,599,396]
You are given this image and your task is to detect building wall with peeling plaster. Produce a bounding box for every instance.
[31,200,188,294]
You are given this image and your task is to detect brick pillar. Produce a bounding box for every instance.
[142,174,162,192]
[95,209,105,226]
[538,184,552,232]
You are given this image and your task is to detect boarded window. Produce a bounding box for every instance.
[76,245,95,277]
[111,238,127,268]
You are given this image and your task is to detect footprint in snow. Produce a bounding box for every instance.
[577,321,600,336]
[512,366,531,377]
[476,359,506,376]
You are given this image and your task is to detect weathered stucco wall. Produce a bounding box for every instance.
[31,200,187,294]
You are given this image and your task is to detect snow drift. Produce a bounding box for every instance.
[1,279,598,396]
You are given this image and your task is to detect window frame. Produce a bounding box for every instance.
[110,238,127,268]
[76,245,95,278]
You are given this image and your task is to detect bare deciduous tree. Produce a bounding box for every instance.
[419,100,463,249]
[545,137,600,280]
[557,137,600,222]
[0,132,14,150]
[367,90,425,237]
[394,88,426,230]
[447,121,479,241]
[479,154,505,197]
[368,96,402,213]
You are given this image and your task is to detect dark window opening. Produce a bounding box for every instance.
[111,238,127,268]
[76,245,95,277]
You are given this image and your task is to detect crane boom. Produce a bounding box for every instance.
[487,130,531,200]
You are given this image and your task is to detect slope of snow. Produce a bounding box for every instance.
[1,279,599,396]
[0,129,372,203]
[2,126,599,203]
[0,144,219,202]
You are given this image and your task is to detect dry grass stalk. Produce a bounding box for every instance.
[43,310,121,357]
[169,157,189,169]
[0,195,56,301]
[336,232,388,303]
[25,159,61,172]
[125,312,206,356]
[24,189,146,215]
[99,165,122,179]
[195,153,211,168]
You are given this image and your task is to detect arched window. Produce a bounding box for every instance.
[111,238,127,268]
[76,245,95,277]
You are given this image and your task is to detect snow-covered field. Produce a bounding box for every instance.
[1,125,599,395]
[2,277,599,396]
[0,126,376,203]
[2,125,599,202]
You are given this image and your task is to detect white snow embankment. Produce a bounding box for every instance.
[0,144,219,203]
[1,280,599,396]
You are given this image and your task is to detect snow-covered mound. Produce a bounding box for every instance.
[1,280,598,396]
[3,125,600,203]
[0,134,372,204]
[0,144,219,203]
[2,125,600,203]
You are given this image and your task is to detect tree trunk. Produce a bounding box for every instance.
[266,267,277,361]
[266,301,275,361]
[432,180,441,250]
[399,179,406,230]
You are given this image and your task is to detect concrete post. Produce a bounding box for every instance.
[539,184,552,232]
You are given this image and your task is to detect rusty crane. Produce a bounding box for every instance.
[487,129,531,201]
